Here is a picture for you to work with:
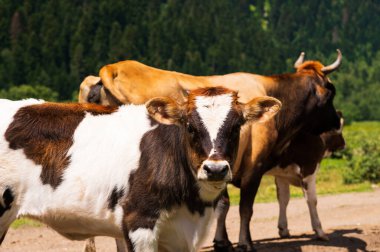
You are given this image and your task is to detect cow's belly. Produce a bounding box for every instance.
[18,175,126,239]
[34,206,124,240]
[157,206,215,252]
[265,164,302,186]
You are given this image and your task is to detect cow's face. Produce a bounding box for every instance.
[321,111,345,152]
[295,50,342,135]
[305,79,340,135]
[146,87,281,200]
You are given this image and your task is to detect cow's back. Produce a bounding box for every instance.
[0,99,44,136]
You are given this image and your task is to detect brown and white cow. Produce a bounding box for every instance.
[0,88,280,252]
[266,111,345,241]
[79,51,342,251]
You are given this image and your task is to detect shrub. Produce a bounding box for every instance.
[0,84,58,101]
[342,123,380,184]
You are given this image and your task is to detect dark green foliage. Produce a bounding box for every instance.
[0,0,379,120]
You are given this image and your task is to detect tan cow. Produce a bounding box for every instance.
[79,51,342,251]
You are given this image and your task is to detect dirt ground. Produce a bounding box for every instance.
[2,188,380,252]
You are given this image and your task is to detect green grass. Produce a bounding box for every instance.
[11,218,42,229]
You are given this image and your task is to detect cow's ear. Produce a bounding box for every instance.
[146,97,184,125]
[242,96,281,123]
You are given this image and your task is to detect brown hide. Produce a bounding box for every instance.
[279,111,345,178]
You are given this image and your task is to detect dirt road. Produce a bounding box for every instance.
[2,189,380,252]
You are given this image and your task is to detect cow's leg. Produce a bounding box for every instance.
[213,189,233,252]
[83,237,126,252]
[302,171,328,241]
[115,238,127,252]
[275,177,291,238]
[0,187,18,246]
[124,228,158,252]
[83,238,96,252]
[122,211,158,252]
[0,229,7,245]
[237,172,263,252]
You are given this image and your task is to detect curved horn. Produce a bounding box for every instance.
[294,52,305,68]
[321,49,342,74]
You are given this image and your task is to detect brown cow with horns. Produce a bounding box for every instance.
[79,50,342,251]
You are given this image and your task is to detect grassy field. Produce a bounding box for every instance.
[11,121,380,228]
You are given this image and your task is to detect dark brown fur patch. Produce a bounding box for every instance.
[108,187,125,211]
[0,188,14,217]
[122,124,216,250]
[279,133,325,177]
[88,83,103,104]
[188,86,237,98]
[4,102,117,188]
[186,87,239,119]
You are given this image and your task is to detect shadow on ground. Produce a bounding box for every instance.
[201,228,370,252]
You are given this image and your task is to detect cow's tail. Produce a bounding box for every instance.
[0,186,17,246]
[99,65,129,104]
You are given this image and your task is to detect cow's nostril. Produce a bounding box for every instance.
[203,165,212,175]
[220,165,228,175]
[203,163,229,178]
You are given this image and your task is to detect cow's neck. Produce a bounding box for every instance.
[263,75,310,154]
[134,124,213,216]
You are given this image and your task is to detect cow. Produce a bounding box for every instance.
[0,87,281,252]
[266,111,345,241]
[78,50,342,251]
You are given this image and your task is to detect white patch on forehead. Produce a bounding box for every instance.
[195,94,233,149]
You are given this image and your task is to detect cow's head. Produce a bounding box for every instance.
[146,87,281,200]
[293,49,342,135]
[321,110,345,153]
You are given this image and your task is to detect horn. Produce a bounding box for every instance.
[321,49,342,74]
[294,52,305,68]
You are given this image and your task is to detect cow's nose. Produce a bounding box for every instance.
[203,163,229,180]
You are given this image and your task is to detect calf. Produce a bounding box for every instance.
[0,88,280,251]
[266,111,345,240]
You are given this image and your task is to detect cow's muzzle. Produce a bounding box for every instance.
[198,160,232,182]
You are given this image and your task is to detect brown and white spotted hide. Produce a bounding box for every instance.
[0,88,281,252]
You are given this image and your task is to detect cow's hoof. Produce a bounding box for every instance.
[317,233,329,241]
[235,244,257,252]
[279,229,290,238]
[213,240,234,252]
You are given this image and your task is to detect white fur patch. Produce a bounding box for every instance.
[195,94,232,154]
[157,206,215,252]
[0,102,156,239]
[129,228,157,252]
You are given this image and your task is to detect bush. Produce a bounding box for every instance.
[0,84,58,101]
[342,122,380,184]
[344,140,380,184]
